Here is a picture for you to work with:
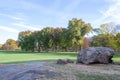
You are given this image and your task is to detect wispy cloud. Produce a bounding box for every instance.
[93,0,120,27]
[12,22,41,31]
[0,13,24,21]
[0,26,19,33]
[0,0,81,26]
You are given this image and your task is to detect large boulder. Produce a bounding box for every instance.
[77,47,114,64]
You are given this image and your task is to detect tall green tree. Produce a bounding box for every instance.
[18,31,35,51]
[33,31,44,52]
[41,27,55,51]
[60,28,69,51]
[68,18,92,50]
[52,28,63,52]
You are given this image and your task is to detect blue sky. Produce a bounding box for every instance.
[0,0,120,44]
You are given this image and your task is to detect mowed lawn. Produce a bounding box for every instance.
[0,50,77,64]
[0,50,120,64]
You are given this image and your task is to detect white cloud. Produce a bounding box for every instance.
[12,16,23,21]
[12,22,41,31]
[0,26,19,33]
[93,0,120,27]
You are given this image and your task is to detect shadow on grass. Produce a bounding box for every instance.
[0,59,56,64]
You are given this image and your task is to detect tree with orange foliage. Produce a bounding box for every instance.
[82,37,90,49]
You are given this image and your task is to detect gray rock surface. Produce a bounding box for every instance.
[77,47,114,64]
[0,62,61,80]
[57,59,74,64]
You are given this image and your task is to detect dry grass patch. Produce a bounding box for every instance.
[43,62,120,80]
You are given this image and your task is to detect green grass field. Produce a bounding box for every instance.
[0,50,120,64]
[0,50,77,64]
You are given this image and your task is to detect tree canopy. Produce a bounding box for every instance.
[18,18,92,52]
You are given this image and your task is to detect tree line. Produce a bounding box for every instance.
[18,18,92,52]
[0,18,120,52]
